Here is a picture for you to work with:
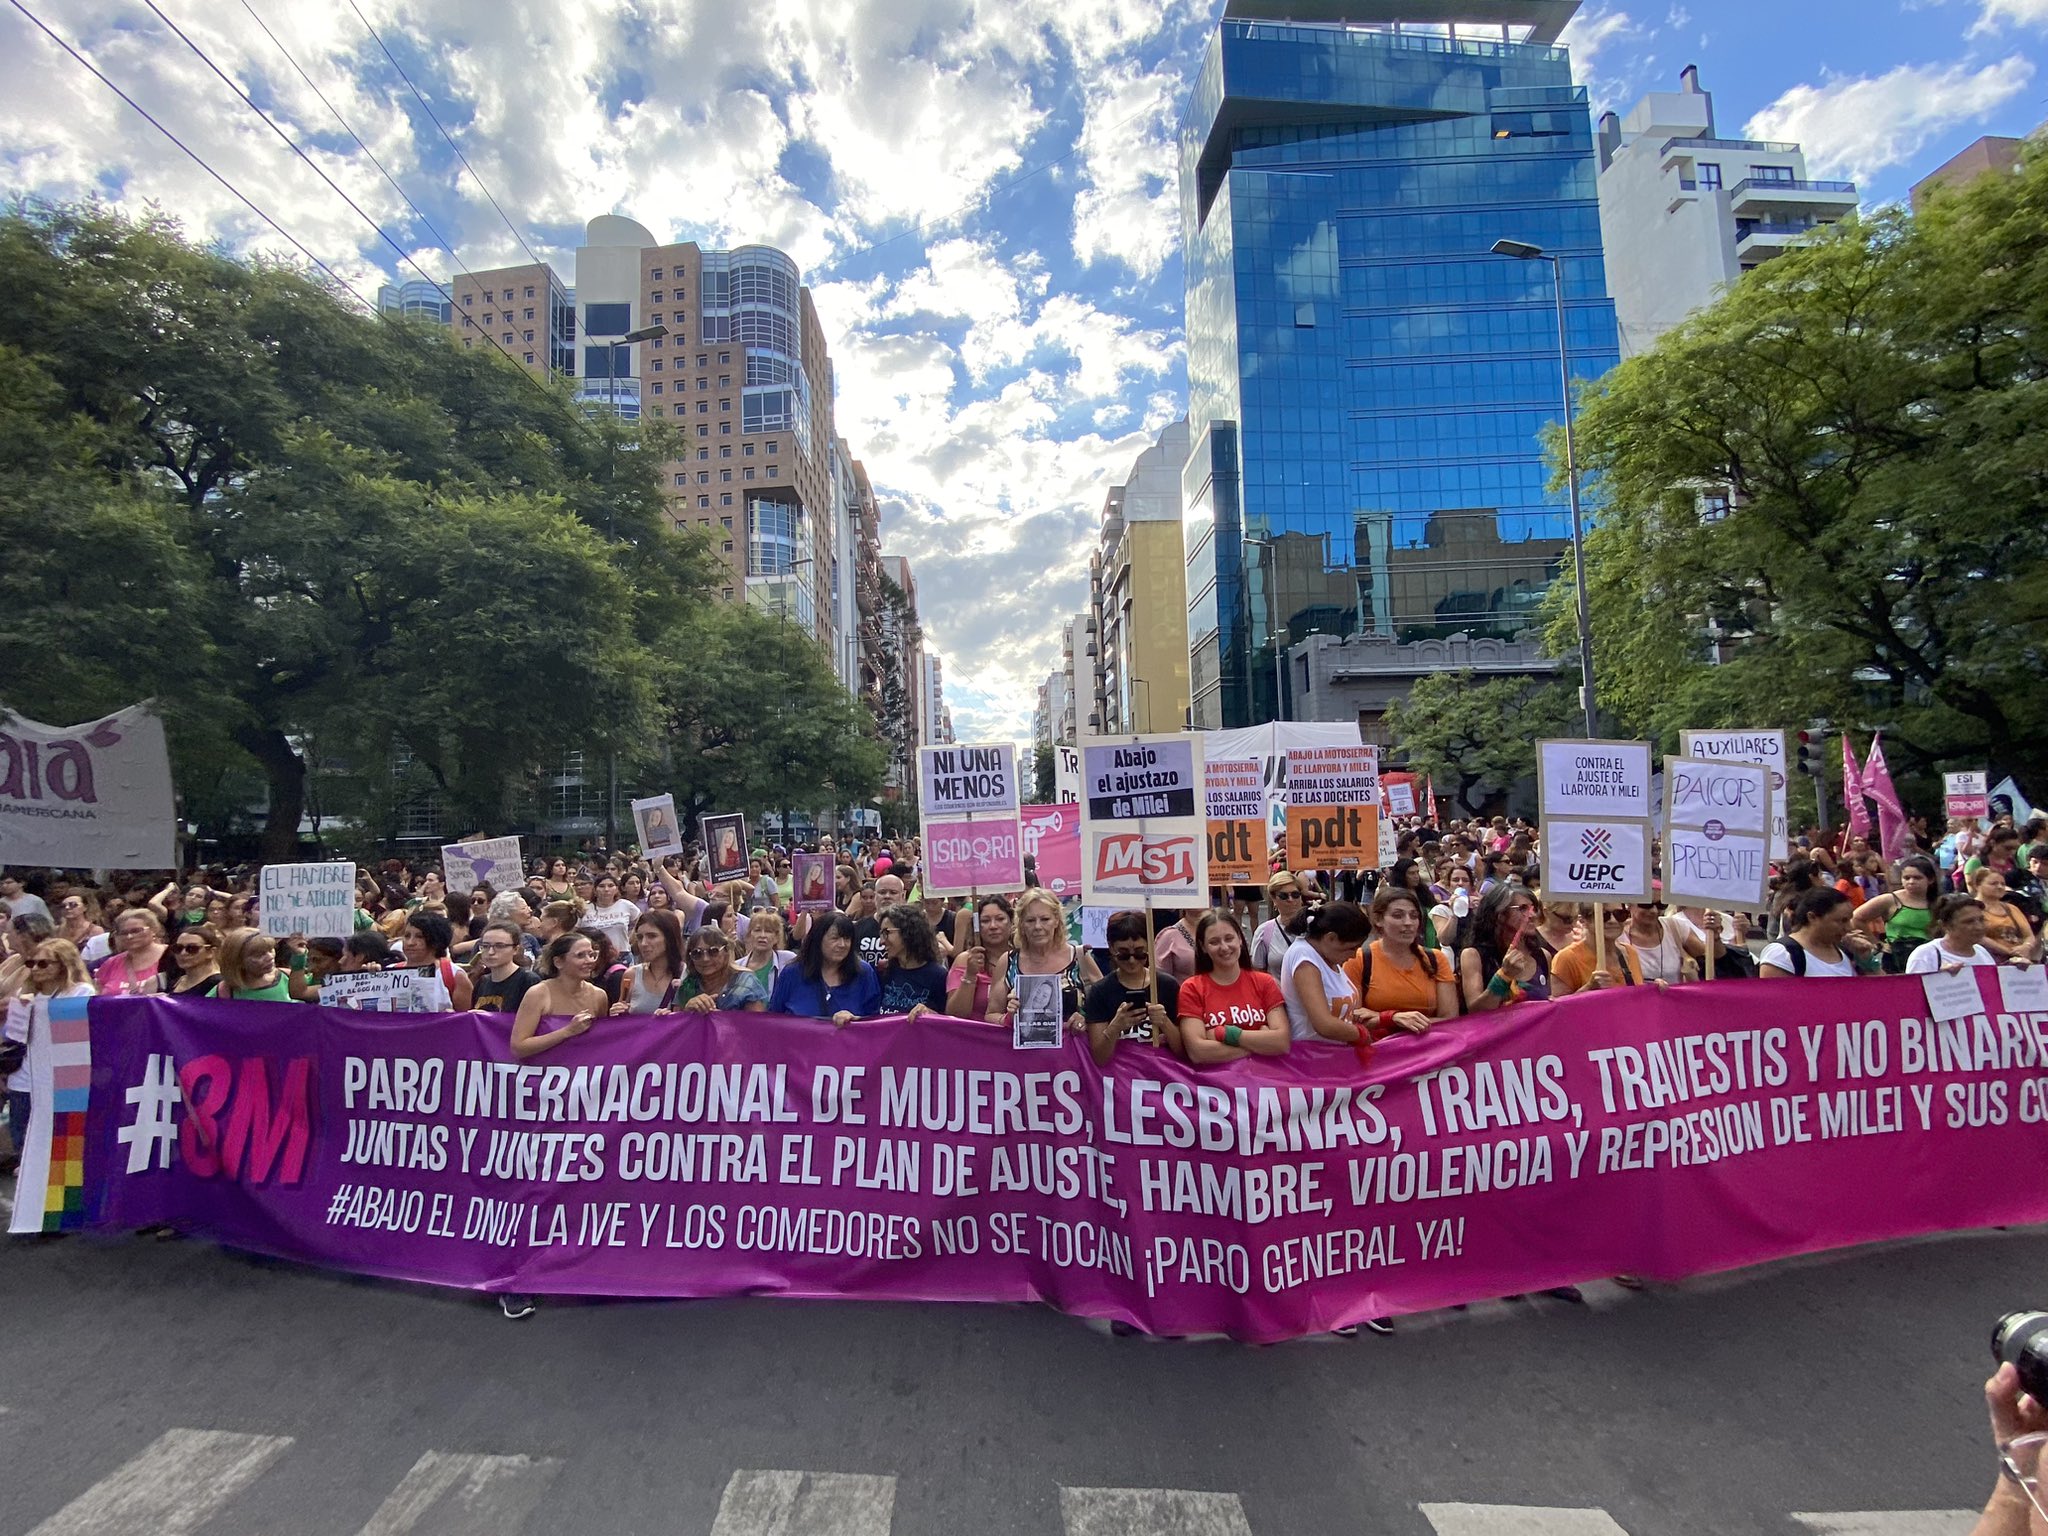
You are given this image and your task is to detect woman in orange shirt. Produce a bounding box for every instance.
[1343,885,1459,1037]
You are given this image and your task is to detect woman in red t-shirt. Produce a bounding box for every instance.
[1176,911,1289,1064]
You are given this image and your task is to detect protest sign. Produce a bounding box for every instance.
[1020,804,1082,897]
[0,704,176,869]
[1011,973,1064,1050]
[919,744,1018,817]
[631,796,684,857]
[701,814,749,882]
[441,837,522,894]
[1663,756,1771,910]
[1283,745,1381,872]
[1054,745,1081,805]
[1682,730,1789,858]
[791,852,835,915]
[1999,964,2048,1014]
[1080,733,1207,907]
[258,862,357,939]
[1386,779,1417,818]
[924,818,1024,896]
[1920,966,1986,1024]
[1944,770,1990,823]
[919,743,1023,896]
[37,978,2048,1341]
[317,968,452,1013]
[1203,757,1265,887]
[1538,739,1654,903]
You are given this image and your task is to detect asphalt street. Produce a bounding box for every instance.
[0,1219,2032,1535]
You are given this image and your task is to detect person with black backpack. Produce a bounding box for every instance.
[1760,888,1874,978]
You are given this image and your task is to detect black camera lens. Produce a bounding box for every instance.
[1993,1312,2048,1405]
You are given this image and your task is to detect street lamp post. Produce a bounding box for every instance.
[1491,239,1596,738]
[599,321,667,852]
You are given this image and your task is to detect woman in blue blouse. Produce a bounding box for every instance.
[767,911,879,1026]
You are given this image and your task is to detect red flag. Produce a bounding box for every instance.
[1861,733,1911,862]
[1841,734,1871,841]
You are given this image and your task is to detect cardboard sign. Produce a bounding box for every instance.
[1944,770,1990,823]
[258,862,357,939]
[1538,739,1653,821]
[1080,734,1208,907]
[1386,780,1417,818]
[1682,730,1789,858]
[701,814,749,882]
[442,836,522,895]
[1055,745,1081,805]
[1663,756,1771,909]
[923,815,1024,896]
[1283,745,1381,872]
[631,796,684,858]
[791,852,835,915]
[919,744,1018,818]
[1204,756,1264,887]
[317,967,452,1013]
[1541,819,1652,901]
[1020,803,1082,897]
[1921,965,1988,1024]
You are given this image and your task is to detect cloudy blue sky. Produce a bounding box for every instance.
[4,0,2045,748]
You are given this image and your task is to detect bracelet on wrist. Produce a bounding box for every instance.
[1224,1024,1243,1047]
[1487,972,1513,999]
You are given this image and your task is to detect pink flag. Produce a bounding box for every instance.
[1424,775,1438,828]
[1841,734,1871,841]
[1862,733,1911,861]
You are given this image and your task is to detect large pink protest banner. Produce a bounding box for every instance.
[1020,802,1081,897]
[28,973,2048,1342]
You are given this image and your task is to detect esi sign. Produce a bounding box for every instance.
[1080,732,1208,907]
[1537,738,1653,902]
[1944,769,1990,823]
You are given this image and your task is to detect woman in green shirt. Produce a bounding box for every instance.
[217,929,296,1002]
[1854,854,1938,974]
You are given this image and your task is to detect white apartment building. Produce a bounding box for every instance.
[1596,66,1859,356]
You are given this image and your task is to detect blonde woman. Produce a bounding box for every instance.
[217,929,295,1002]
[741,909,793,992]
[989,888,1100,1030]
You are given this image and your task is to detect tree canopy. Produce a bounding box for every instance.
[1551,150,2048,802]
[1384,671,1575,817]
[0,200,886,857]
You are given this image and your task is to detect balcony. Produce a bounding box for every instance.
[1735,220,1832,260]
[1728,177,1858,216]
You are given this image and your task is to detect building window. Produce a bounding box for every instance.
[462,293,472,306]
[766,441,779,453]
[651,360,663,372]
[766,465,777,477]
[524,286,534,298]
[698,354,708,367]
[524,307,534,320]
[1749,164,1794,183]
[721,493,733,505]
[720,446,732,458]
[721,470,733,482]
[698,448,709,460]
[675,474,687,487]
[719,352,730,364]
[651,382,663,395]
[699,401,709,414]
[502,289,512,300]
[674,405,685,417]
[502,332,513,344]
[723,541,733,553]
[744,444,755,457]
[651,269,663,280]
[744,469,755,481]
[523,351,534,364]
[698,472,709,484]
[523,330,534,342]
[723,588,733,601]
[1698,162,1722,189]
[650,293,663,304]
[1700,491,1732,523]
[697,378,708,390]
[721,516,732,530]
[699,496,711,508]
[584,300,630,336]
[720,422,732,435]
[719,376,731,387]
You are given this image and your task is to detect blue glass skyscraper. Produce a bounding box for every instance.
[1179,2,1621,728]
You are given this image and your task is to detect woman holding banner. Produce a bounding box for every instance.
[401,913,474,1010]
[1906,895,1998,974]
[216,930,295,1002]
[511,933,608,1059]
[678,930,770,1013]
[1176,913,1289,1064]
[768,912,879,1026]
[1967,868,2038,963]
[946,895,1016,1021]
[152,925,222,996]
[992,889,1098,1032]
[614,910,686,1014]
[1760,888,1868,978]
[876,904,950,1019]
[1345,887,1458,1036]
[1280,902,1370,1045]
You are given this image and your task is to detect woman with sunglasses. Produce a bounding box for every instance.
[1251,871,1309,976]
[54,892,106,964]
[613,910,686,1015]
[96,909,167,997]
[153,925,222,995]
[6,938,93,1153]
[677,929,770,1013]
[1621,891,1723,984]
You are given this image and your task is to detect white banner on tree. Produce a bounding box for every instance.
[0,704,176,869]
[259,862,357,939]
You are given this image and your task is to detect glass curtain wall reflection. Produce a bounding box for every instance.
[1179,10,1621,727]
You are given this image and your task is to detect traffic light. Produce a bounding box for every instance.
[1796,730,1819,777]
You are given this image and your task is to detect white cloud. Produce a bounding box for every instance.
[1971,0,2048,34]
[1559,6,1652,114]
[1071,61,1182,279]
[1744,56,2036,183]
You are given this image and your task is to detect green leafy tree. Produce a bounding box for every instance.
[0,200,717,859]
[1552,152,2048,800]
[1384,671,1575,817]
[645,604,886,825]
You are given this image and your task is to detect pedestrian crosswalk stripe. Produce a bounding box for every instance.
[1060,1486,1255,1536]
[710,1469,898,1536]
[354,1451,563,1535]
[1421,1504,1631,1535]
[1791,1513,1979,1534]
[25,1427,292,1536]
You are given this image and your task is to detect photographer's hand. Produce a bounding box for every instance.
[1972,1363,2048,1536]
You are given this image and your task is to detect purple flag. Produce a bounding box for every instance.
[1841,733,1872,841]
[1862,733,1911,861]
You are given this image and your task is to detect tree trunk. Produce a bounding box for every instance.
[236,724,307,865]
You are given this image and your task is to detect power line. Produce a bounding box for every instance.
[6,0,374,312]
[344,0,548,274]
[138,0,577,402]
[238,0,467,285]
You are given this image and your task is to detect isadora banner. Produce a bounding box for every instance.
[18,977,2048,1342]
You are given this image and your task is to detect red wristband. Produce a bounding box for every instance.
[1378,1009,1396,1030]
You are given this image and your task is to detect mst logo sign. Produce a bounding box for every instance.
[1093,832,1198,887]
